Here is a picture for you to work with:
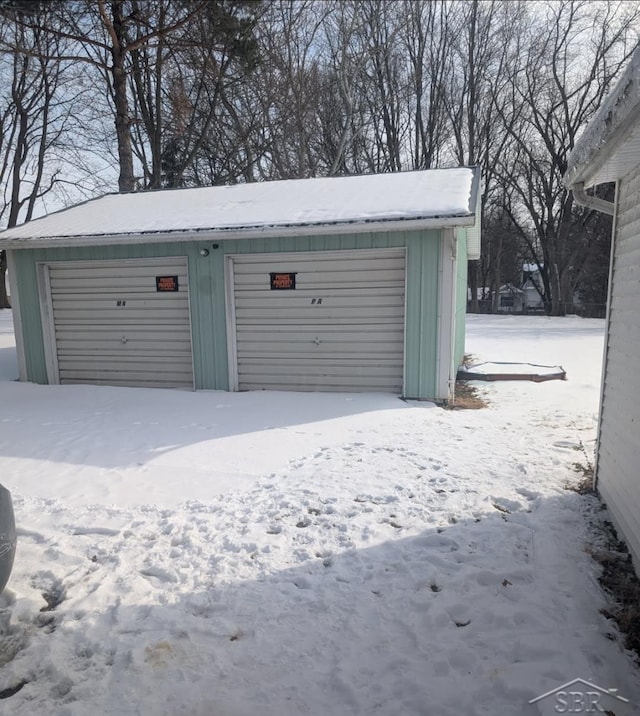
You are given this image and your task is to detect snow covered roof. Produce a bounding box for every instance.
[0,167,481,251]
[564,45,640,189]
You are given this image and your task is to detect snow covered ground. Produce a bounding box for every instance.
[0,310,638,715]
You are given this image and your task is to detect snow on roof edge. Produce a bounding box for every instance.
[0,167,480,247]
[564,44,640,187]
[0,212,477,250]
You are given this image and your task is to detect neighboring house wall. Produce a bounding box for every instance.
[523,283,544,310]
[596,164,640,565]
[498,285,524,313]
[10,227,455,400]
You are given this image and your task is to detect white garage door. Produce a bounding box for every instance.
[230,249,406,392]
[45,258,193,388]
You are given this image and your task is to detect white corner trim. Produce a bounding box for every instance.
[401,249,408,399]
[593,181,620,489]
[437,230,456,401]
[36,263,60,384]
[184,257,196,391]
[224,255,239,392]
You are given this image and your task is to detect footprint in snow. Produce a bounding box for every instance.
[139,566,178,587]
[15,527,46,543]
[489,496,523,514]
[30,571,67,612]
[72,527,120,537]
[552,440,580,450]
[292,576,312,590]
[354,494,398,505]
[516,487,542,501]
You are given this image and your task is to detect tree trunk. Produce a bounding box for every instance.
[547,260,565,316]
[108,1,136,192]
[468,260,479,313]
[112,59,135,191]
[491,232,503,313]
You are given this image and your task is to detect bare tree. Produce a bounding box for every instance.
[494,0,638,314]
[0,0,636,318]
[127,0,260,189]
[403,0,451,170]
[0,4,94,308]
[1,0,210,192]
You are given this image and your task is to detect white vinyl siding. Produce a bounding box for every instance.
[230,249,406,392]
[597,165,640,564]
[45,258,193,389]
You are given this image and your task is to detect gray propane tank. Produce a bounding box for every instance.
[0,484,16,595]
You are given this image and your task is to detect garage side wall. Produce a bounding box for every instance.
[597,165,640,566]
[11,228,443,399]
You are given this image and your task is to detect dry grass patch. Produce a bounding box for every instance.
[565,463,594,495]
[448,381,488,410]
[594,524,640,659]
[565,441,595,494]
[582,496,640,660]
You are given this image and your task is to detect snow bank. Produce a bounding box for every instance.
[0,309,638,715]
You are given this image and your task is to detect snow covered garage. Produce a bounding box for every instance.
[564,47,640,567]
[0,167,480,401]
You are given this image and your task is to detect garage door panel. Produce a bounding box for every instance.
[60,357,193,371]
[52,308,191,321]
[235,287,403,300]
[238,348,404,361]
[47,258,194,389]
[52,297,188,311]
[52,290,187,302]
[50,275,188,291]
[54,319,189,329]
[238,359,403,372]
[234,257,398,274]
[236,316,400,327]
[237,328,403,342]
[56,328,191,340]
[235,296,405,311]
[232,249,405,393]
[57,343,192,355]
[240,376,402,392]
[62,378,193,389]
[59,370,193,386]
[233,270,405,288]
[237,337,404,352]
[235,309,403,322]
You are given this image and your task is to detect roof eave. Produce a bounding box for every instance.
[564,47,640,189]
[0,213,476,250]
[565,104,640,189]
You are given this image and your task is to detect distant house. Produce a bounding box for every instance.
[521,263,545,312]
[0,168,481,402]
[467,286,492,313]
[564,46,640,567]
[498,283,524,313]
